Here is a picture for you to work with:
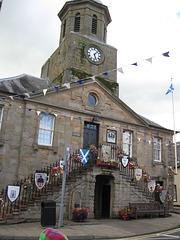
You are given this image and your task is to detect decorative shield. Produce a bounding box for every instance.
[121,156,129,168]
[35,173,47,190]
[148,180,156,193]
[134,168,143,182]
[160,190,167,203]
[7,185,21,203]
[80,149,89,165]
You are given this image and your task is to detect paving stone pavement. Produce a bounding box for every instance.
[0,213,180,240]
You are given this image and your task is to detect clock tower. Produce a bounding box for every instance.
[41,0,118,95]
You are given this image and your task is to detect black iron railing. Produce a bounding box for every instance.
[0,144,155,221]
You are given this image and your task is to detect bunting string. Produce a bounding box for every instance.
[0,50,171,101]
[0,49,173,147]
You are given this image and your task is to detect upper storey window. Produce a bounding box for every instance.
[92,15,97,34]
[38,113,54,146]
[154,137,161,162]
[74,13,80,32]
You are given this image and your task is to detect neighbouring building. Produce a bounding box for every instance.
[0,0,175,222]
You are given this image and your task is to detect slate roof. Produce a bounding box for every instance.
[138,115,165,129]
[0,74,52,95]
[71,0,102,3]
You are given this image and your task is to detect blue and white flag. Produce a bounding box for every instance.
[166,83,174,95]
[80,149,89,165]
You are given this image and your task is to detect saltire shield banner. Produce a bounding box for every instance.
[80,149,89,165]
[134,168,143,182]
[35,173,47,190]
[7,185,21,203]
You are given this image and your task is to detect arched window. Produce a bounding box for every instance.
[92,14,97,34]
[74,13,80,32]
[62,19,66,38]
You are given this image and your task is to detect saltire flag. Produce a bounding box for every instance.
[166,83,174,95]
[80,149,89,165]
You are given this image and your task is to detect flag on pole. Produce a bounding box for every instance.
[166,83,174,95]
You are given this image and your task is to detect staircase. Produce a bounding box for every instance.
[0,146,156,224]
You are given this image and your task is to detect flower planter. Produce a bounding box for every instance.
[119,214,131,220]
[72,208,89,222]
[96,161,118,167]
[73,215,88,222]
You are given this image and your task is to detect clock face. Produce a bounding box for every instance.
[87,47,101,62]
[85,45,104,65]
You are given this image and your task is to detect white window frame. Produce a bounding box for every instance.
[38,113,54,146]
[0,106,3,130]
[154,137,161,162]
[123,130,132,157]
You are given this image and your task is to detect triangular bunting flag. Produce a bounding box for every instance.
[91,76,96,81]
[117,68,124,74]
[78,80,82,84]
[37,111,41,116]
[146,58,152,64]
[43,89,47,96]
[24,93,30,98]
[9,96,14,100]
[132,63,138,66]
[55,86,59,92]
[102,72,109,75]
[62,83,71,89]
[163,51,170,57]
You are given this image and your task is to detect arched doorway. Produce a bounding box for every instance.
[94,175,114,218]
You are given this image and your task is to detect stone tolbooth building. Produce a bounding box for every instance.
[0,0,175,222]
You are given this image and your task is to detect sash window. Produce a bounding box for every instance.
[38,113,54,146]
[123,130,132,157]
[154,137,161,162]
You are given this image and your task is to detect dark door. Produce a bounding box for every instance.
[102,185,110,218]
[83,122,98,149]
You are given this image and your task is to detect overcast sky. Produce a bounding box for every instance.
[0,0,180,141]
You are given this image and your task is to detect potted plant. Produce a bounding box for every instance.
[89,144,98,155]
[96,158,118,167]
[72,208,89,221]
[72,153,81,163]
[128,161,136,169]
[144,173,151,183]
[116,147,123,159]
[156,184,163,193]
[23,179,33,197]
[118,207,132,220]
[0,194,6,208]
